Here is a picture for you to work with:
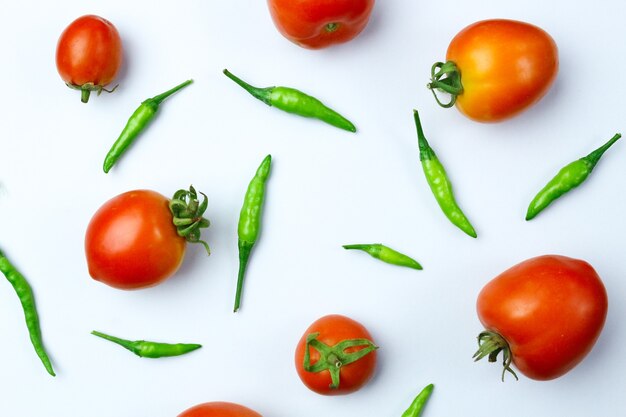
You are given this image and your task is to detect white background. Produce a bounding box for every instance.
[0,1,625,416]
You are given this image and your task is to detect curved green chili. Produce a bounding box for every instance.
[303,332,378,390]
[0,249,55,376]
[91,330,201,358]
[234,155,272,312]
[401,384,434,417]
[413,110,477,238]
[223,69,356,132]
[526,133,621,220]
[103,79,193,173]
[343,243,423,270]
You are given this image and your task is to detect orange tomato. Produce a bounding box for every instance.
[429,19,558,122]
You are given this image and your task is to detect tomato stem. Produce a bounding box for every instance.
[303,332,378,390]
[473,330,518,381]
[169,186,211,254]
[325,23,339,32]
[427,61,463,108]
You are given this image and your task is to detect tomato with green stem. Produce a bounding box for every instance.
[85,187,210,290]
[474,255,608,381]
[267,0,375,49]
[428,19,558,122]
[56,15,123,103]
[295,314,378,395]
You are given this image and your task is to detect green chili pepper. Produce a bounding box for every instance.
[401,384,434,417]
[103,79,193,173]
[223,69,356,132]
[526,133,621,220]
[303,332,378,389]
[343,243,423,270]
[91,331,201,358]
[234,155,272,312]
[413,110,477,238]
[0,249,55,376]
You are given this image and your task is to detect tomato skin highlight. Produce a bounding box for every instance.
[444,19,558,122]
[267,0,375,49]
[177,402,262,417]
[56,15,123,89]
[85,190,186,290]
[294,314,377,395]
[476,255,608,380]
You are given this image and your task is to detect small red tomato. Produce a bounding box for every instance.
[295,314,377,395]
[85,187,210,290]
[178,402,262,417]
[267,0,375,49]
[428,19,558,122]
[56,15,123,103]
[474,255,608,381]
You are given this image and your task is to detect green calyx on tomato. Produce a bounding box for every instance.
[427,61,463,108]
[303,332,378,389]
[473,330,518,381]
[169,186,211,254]
[65,81,119,104]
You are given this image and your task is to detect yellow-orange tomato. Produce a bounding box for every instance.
[429,19,558,122]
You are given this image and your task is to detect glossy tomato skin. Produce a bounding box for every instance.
[447,19,558,122]
[477,255,608,380]
[56,15,123,88]
[295,314,377,395]
[267,0,375,49]
[85,190,185,290]
[178,402,262,417]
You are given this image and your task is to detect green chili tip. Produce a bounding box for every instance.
[401,384,434,417]
[169,185,211,254]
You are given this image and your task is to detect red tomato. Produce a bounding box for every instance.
[294,314,377,395]
[85,190,186,290]
[428,19,558,122]
[475,255,608,381]
[267,0,375,49]
[178,402,262,417]
[56,15,123,103]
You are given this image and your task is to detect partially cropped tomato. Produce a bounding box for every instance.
[56,15,123,103]
[85,187,210,290]
[178,402,262,417]
[295,314,377,395]
[475,255,608,381]
[428,19,558,122]
[267,0,375,49]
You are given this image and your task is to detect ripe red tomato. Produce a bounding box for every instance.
[428,19,558,122]
[475,255,608,381]
[294,314,377,395]
[56,15,123,103]
[267,0,375,49]
[178,402,262,417]
[85,190,185,290]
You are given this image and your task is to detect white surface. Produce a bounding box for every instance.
[0,1,625,416]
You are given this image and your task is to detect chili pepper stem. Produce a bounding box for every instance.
[92,330,137,354]
[223,69,271,105]
[342,244,369,250]
[584,133,621,167]
[149,79,193,106]
[234,241,253,312]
